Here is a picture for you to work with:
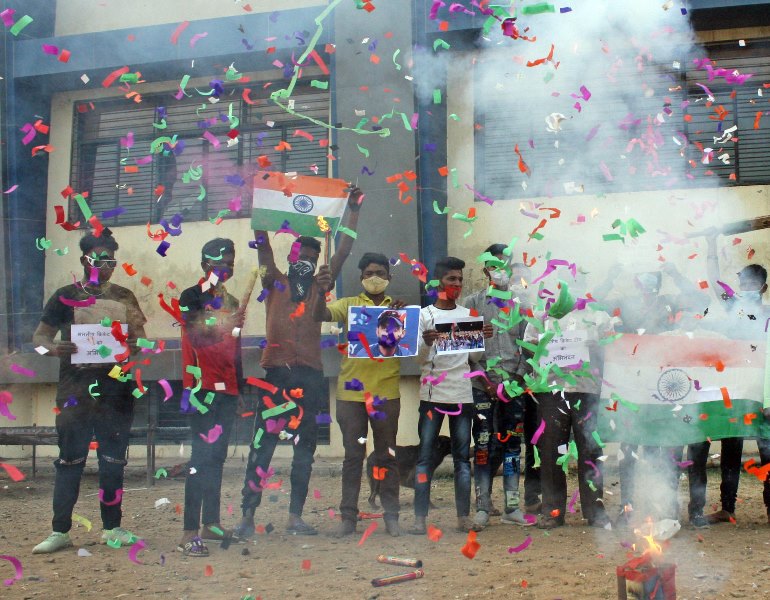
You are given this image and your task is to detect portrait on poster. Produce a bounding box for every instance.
[347,306,420,358]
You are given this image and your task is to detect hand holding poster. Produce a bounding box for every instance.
[433,316,485,355]
[347,306,420,358]
[251,171,349,236]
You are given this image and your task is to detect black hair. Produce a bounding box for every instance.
[484,243,507,256]
[377,309,405,328]
[434,256,465,280]
[297,235,322,253]
[200,238,235,262]
[740,264,768,285]
[80,231,119,255]
[357,252,390,273]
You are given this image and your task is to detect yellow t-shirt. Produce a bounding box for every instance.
[327,293,402,402]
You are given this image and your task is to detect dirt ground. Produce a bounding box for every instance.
[1,454,769,600]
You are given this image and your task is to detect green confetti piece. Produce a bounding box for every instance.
[227,103,239,129]
[209,209,230,223]
[208,526,224,537]
[433,39,450,52]
[35,237,52,250]
[602,233,625,243]
[592,430,606,448]
[154,468,168,479]
[107,538,122,549]
[337,225,357,239]
[587,479,597,492]
[197,185,207,201]
[261,401,297,419]
[119,73,140,84]
[74,194,93,220]
[598,332,623,346]
[356,144,370,158]
[150,135,176,154]
[548,280,575,319]
[225,65,243,81]
[487,287,513,300]
[203,392,215,405]
[310,79,329,89]
[355,117,369,130]
[100,317,113,327]
[533,446,541,469]
[432,89,442,104]
[9,15,33,36]
[530,232,544,240]
[132,388,145,399]
[203,248,225,260]
[611,392,640,412]
[574,399,582,411]
[89,381,100,398]
[97,344,113,359]
[433,201,450,215]
[521,2,556,15]
[152,119,168,130]
[182,164,203,184]
[205,317,217,326]
[252,428,264,449]
[54,247,69,256]
[136,338,155,349]
[392,48,402,70]
[178,74,191,96]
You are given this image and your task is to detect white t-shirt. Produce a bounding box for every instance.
[417,304,481,404]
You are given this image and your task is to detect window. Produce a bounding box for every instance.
[475,39,770,200]
[69,80,330,226]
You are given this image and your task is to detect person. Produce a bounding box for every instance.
[594,261,710,526]
[524,280,616,530]
[312,252,404,537]
[689,238,770,526]
[236,186,362,537]
[352,309,410,358]
[32,231,147,554]
[176,238,246,557]
[410,257,492,534]
[462,245,533,530]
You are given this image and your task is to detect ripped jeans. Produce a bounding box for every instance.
[52,398,134,533]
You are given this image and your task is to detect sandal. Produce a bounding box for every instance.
[177,537,209,557]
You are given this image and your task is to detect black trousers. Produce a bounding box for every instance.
[523,393,542,506]
[183,393,238,531]
[336,397,400,522]
[241,367,323,517]
[52,398,133,533]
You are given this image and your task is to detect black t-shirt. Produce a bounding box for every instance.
[41,282,147,407]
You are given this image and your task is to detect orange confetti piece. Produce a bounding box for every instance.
[289,302,306,320]
[204,565,214,577]
[427,524,443,541]
[438,165,449,176]
[369,54,380,65]
[720,387,732,409]
[357,521,378,546]
[753,110,762,129]
[0,463,26,482]
[140,276,153,287]
[461,530,480,559]
[301,559,312,571]
[743,413,757,426]
[289,387,304,399]
[417,472,428,484]
[122,263,138,276]
[372,466,388,481]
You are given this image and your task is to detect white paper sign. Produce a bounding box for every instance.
[539,329,589,368]
[70,323,127,364]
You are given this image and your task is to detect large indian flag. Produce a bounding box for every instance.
[251,172,348,236]
[598,333,770,445]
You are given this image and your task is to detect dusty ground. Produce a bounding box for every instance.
[1,454,769,600]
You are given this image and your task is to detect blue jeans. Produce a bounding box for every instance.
[414,400,473,518]
[472,388,524,513]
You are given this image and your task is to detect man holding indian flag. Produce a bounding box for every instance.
[236,172,363,537]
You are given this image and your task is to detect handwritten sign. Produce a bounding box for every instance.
[70,323,127,365]
[539,329,589,368]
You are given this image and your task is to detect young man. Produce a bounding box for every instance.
[352,309,410,358]
[177,238,246,557]
[32,231,147,554]
[236,186,362,537]
[690,238,770,526]
[410,257,492,534]
[312,252,404,537]
[463,245,533,530]
[524,282,616,530]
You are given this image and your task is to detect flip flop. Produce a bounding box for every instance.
[177,537,209,557]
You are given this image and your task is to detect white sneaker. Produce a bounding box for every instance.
[33,532,73,554]
[471,510,490,531]
[101,527,137,547]
[501,509,535,526]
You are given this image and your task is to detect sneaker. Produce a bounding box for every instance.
[706,509,735,524]
[101,527,138,546]
[384,516,401,538]
[689,514,710,529]
[471,510,490,531]
[501,509,536,527]
[32,532,73,554]
[286,517,318,536]
[332,519,356,538]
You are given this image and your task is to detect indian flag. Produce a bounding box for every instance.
[598,333,769,445]
[251,172,348,236]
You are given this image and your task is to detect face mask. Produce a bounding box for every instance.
[362,276,389,295]
[443,285,462,301]
[489,270,510,288]
[288,260,316,302]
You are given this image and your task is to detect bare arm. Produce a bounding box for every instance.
[329,187,363,280]
[311,265,333,322]
[254,229,279,287]
[32,321,77,357]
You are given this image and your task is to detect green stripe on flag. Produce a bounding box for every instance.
[251,208,341,237]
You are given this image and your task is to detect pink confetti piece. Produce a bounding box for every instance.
[199,424,223,444]
[434,403,463,416]
[0,9,16,28]
[0,555,22,586]
[0,391,17,421]
[20,123,36,145]
[135,155,153,165]
[313,489,321,499]
[42,44,59,55]
[189,32,208,47]
[357,521,378,546]
[0,463,25,482]
[127,539,145,565]
[716,280,735,298]
[265,417,287,434]
[694,379,701,391]
[58,295,96,308]
[3,184,19,194]
[158,379,173,402]
[676,460,693,468]
[508,536,533,553]
[203,130,221,148]
[530,419,546,445]
[421,371,448,386]
[567,488,579,513]
[98,488,124,506]
[9,365,35,378]
[695,82,714,101]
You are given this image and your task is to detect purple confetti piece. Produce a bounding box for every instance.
[344,378,365,391]
[424,143,437,152]
[560,6,572,13]
[360,166,375,176]
[101,207,127,219]
[156,240,171,257]
[716,280,735,298]
[225,174,245,187]
[256,288,270,303]
[315,413,333,425]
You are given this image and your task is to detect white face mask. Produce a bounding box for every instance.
[489,269,510,288]
[362,276,389,295]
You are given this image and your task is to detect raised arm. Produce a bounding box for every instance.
[311,264,334,322]
[253,229,280,287]
[329,187,363,280]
